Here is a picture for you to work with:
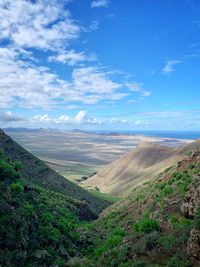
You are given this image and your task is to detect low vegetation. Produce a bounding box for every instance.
[0,149,91,266]
[1,130,200,266]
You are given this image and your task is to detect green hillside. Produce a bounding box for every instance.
[0,130,111,217]
[76,147,200,266]
[1,130,200,266]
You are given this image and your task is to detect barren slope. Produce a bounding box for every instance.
[84,140,200,196]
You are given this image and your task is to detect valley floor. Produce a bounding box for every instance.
[5,129,192,186]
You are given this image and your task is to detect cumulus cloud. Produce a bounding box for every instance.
[0,0,80,51]
[91,0,109,8]
[48,50,97,65]
[0,111,25,122]
[110,117,150,126]
[0,48,150,108]
[48,50,87,65]
[0,48,129,108]
[32,111,102,125]
[162,60,182,74]
[0,0,150,118]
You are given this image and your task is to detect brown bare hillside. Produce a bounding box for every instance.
[84,140,200,196]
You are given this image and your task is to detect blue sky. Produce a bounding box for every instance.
[0,0,200,130]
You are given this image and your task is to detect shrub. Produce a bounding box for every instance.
[10,181,23,195]
[144,231,160,250]
[134,218,160,234]
[167,254,190,267]
[159,235,177,253]
[12,161,23,171]
[188,163,195,169]
[57,214,78,238]
[172,172,183,180]
[194,208,200,229]
[24,203,34,214]
[0,160,19,180]
[41,212,54,225]
[156,182,166,190]
[160,185,173,196]
[165,167,172,173]
[94,228,126,257]
[41,225,61,243]
[177,176,192,193]
[170,215,192,232]
[0,149,6,160]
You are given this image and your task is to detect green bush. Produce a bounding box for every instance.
[159,235,177,252]
[160,185,173,196]
[194,208,200,229]
[156,182,166,190]
[172,172,183,180]
[94,228,126,257]
[24,203,34,214]
[170,215,192,231]
[10,181,23,195]
[144,231,160,250]
[0,160,19,180]
[167,254,190,267]
[0,149,6,160]
[12,161,23,171]
[134,218,160,234]
[188,163,195,169]
[41,212,54,225]
[41,225,61,243]
[177,176,192,193]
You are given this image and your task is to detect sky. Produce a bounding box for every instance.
[0,0,200,131]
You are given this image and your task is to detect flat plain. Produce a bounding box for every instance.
[5,129,192,184]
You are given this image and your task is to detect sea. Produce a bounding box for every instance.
[98,130,200,140]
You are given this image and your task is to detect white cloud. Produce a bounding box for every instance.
[66,105,79,110]
[0,111,25,122]
[91,0,109,8]
[89,20,99,31]
[126,82,151,97]
[0,47,129,108]
[162,60,182,74]
[0,1,149,112]
[32,111,102,125]
[48,50,87,65]
[0,0,80,51]
[72,67,121,94]
[110,117,150,126]
[110,118,128,124]
[48,49,97,65]
[0,47,151,108]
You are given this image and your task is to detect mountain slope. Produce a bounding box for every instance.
[0,130,111,216]
[1,131,200,266]
[76,146,200,266]
[0,148,95,266]
[84,140,200,196]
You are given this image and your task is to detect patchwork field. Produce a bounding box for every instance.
[5,129,192,184]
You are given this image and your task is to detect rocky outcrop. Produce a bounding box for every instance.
[187,228,200,260]
[180,185,200,218]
